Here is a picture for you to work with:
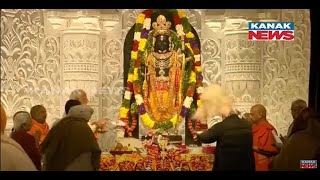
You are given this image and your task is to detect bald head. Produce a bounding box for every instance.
[30,105,47,124]
[250,104,267,124]
[69,89,88,105]
[291,99,307,119]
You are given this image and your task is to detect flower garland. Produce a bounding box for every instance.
[119,9,203,136]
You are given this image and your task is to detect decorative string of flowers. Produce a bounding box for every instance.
[119,9,203,136]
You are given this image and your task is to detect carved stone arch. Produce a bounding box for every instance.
[182,9,203,35]
[121,9,144,39]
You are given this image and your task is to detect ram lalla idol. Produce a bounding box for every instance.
[119,10,204,144]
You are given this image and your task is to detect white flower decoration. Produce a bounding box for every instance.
[135,94,143,105]
[196,87,204,94]
[183,96,193,108]
[134,32,141,41]
[175,24,185,37]
[194,54,201,62]
[143,18,151,30]
[124,91,132,100]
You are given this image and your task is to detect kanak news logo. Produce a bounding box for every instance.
[300,160,317,169]
[248,22,294,41]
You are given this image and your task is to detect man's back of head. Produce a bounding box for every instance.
[65,100,81,115]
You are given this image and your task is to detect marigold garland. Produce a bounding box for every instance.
[119,9,203,136]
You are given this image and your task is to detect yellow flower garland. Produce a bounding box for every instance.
[127,74,134,83]
[120,107,129,118]
[185,43,192,52]
[140,113,155,129]
[136,14,145,24]
[140,113,180,129]
[177,10,186,18]
[189,71,197,83]
[131,51,138,60]
[195,66,202,73]
[186,32,195,39]
[169,115,179,125]
[197,100,201,107]
[138,38,147,51]
[121,10,203,132]
[133,68,139,81]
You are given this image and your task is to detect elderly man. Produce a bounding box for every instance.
[10,111,42,170]
[1,104,37,171]
[195,85,255,171]
[53,89,107,133]
[69,89,89,105]
[68,89,107,133]
[287,99,307,136]
[28,105,49,147]
[251,104,279,171]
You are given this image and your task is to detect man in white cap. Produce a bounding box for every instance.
[10,111,42,170]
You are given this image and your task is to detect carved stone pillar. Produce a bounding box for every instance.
[1,9,61,130]
[100,13,122,121]
[201,12,225,87]
[61,16,101,121]
[223,17,262,113]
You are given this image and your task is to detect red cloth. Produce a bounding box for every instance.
[252,121,279,171]
[11,129,42,170]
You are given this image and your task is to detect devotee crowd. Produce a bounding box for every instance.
[1,86,320,171]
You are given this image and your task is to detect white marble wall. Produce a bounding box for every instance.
[0,9,310,135]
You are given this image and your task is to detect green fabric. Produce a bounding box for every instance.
[41,117,101,171]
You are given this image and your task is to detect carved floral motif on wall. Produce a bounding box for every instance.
[262,9,310,134]
[1,9,60,129]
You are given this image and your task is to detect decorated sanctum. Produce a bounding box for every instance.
[0,9,310,171]
[119,9,203,141]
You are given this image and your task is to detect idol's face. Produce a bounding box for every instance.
[154,35,170,53]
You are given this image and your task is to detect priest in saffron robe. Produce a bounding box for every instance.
[250,104,279,171]
[28,105,49,146]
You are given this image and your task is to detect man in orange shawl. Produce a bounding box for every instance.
[250,104,279,171]
[28,105,49,146]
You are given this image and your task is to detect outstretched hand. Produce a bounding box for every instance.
[93,119,108,133]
